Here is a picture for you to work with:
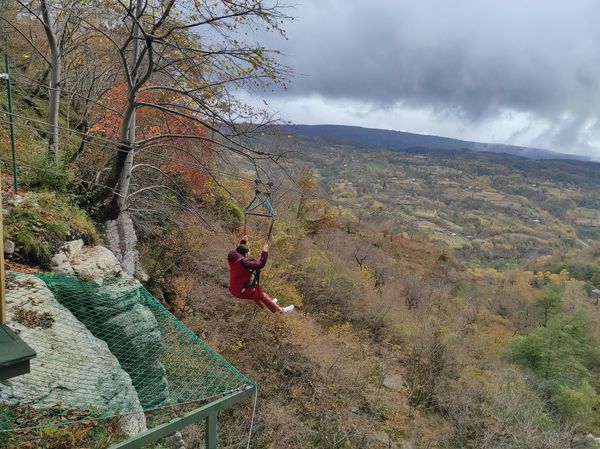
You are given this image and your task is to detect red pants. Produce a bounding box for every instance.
[233,286,282,314]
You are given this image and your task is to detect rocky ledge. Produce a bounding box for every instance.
[0,273,146,436]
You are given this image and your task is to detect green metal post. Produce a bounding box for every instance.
[4,54,17,191]
[0,164,4,324]
[206,412,218,449]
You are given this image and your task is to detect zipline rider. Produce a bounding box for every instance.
[227,235,294,315]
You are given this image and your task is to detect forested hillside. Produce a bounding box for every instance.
[277,124,591,161]
[286,139,600,267]
[0,2,599,449]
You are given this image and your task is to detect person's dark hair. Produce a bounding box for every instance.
[236,244,249,255]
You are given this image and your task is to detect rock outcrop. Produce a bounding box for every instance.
[50,239,123,279]
[3,238,173,440]
[48,239,169,408]
[588,434,600,447]
[49,276,170,409]
[382,373,404,391]
[0,273,146,436]
[105,212,139,276]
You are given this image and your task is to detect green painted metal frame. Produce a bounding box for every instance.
[108,385,256,449]
[3,53,18,191]
[0,324,36,381]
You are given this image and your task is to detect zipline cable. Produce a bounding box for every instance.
[0,104,362,211]
[0,89,272,184]
[0,114,258,184]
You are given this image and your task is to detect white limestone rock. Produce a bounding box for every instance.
[106,303,159,338]
[135,263,150,283]
[93,279,143,319]
[50,239,123,280]
[0,274,146,436]
[4,239,15,255]
[588,434,600,447]
[105,212,139,277]
[61,239,84,257]
[7,194,24,207]
[50,252,74,275]
[105,303,169,408]
[383,373,404,391]
[71,245,123,279]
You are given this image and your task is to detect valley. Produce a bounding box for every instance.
[294,142,600,271]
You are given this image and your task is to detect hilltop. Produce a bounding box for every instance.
[277,124,590,161]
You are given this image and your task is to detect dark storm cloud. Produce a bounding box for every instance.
[260,0,600,153]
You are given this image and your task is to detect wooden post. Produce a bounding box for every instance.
[0,55,11,322]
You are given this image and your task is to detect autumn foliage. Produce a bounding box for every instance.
[91,82,213,197]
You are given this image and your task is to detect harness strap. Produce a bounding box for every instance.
[251,270,261,288]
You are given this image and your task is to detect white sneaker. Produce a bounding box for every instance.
[272,298,278,304]
[281,305,295,315]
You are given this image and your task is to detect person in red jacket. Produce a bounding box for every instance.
[227,236,295,315]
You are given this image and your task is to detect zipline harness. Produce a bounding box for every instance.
[243,179,276,287]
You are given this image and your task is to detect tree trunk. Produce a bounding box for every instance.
[41,0,61,161]
[103,0,144,275]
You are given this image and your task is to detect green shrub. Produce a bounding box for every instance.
[553,382,600,434]
[216,195,245,230]
[584,280,594,297]
[20,152,76,193]
[504,311,600,431]
[4,191,99,266]
[504,313,593,393]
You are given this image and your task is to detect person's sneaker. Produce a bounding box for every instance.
[272,298,278,304]
[281,305,295,315]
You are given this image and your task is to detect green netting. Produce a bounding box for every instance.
[0,272,254,432]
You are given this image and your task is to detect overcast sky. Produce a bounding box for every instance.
[251,0,600,158]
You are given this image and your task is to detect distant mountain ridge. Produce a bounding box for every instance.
[277,124,589,161]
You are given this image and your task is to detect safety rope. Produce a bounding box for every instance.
[245,385,258,449]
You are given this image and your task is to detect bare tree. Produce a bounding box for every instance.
[353,246,370,269]
[9,0,86,159]
[56,1,291,274]
[39,0,60,158]
[82,1,290,221]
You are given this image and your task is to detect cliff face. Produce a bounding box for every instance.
[104,212,139,277]
[44,274,170,411]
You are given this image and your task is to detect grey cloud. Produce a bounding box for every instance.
[260,0,600,153]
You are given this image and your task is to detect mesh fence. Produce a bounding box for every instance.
[0,272,254,432]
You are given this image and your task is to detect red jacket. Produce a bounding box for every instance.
[228,240,268,295]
